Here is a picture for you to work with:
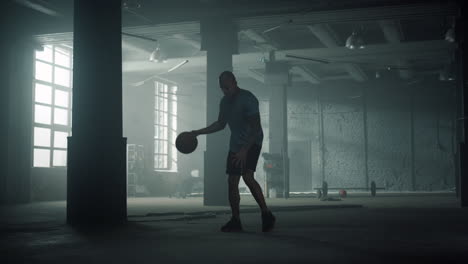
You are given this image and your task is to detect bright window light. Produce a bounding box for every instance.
[33,44,73,168]
[34,127,51,147]
[154,83,178,171]
[35,45,53,62]
[35,61,53,82]
[54,108,68,126]
[53,150,67,166]
[35,104,52,125]
[54,47,70,68]
[33,148,50,167]
[35,83,52,104]
[54,131,68,149]
[54,67,70,87]
[54,90,69,107]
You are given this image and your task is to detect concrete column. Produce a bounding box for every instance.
[200,17,237,206]
[67,1,127,225]
[458,2,468,207]
[0,28,8,205]
[317,87,326,184]
[362,85,369,190]
[265,57,289,198]
[1,36,34,205]
[410,86,416,191]
[0,3,34,204]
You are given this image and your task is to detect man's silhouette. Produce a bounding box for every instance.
[191,71,275,232]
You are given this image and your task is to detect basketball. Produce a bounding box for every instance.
[176,132,198,154]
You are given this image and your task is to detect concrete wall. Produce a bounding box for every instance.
[287,77,456,192]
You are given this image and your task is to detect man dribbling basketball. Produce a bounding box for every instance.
[190,71,276,232]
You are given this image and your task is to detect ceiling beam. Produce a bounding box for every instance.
[35,2,459,45]
[240,29,278,51]
[277,40,454,63]
[124,40,455,74]
[122,39,149,53]
[379,20,414,79]
[238,3,459,31]
[306,24,342,47]
[290,65,320,84]
[307,24,367,82]
[246,68,266,83]
[172,34,201,50]
[378,20,403,43]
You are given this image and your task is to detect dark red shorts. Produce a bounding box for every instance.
[226,144,262,175]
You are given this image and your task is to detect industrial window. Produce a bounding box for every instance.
[154,81,178,171]
[33,45,73,168]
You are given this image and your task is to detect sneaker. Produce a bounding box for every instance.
[262,211,276,232]
[221,217,243,232]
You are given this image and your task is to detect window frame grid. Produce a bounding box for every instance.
[32,44,73,168]
[154,81,177,171]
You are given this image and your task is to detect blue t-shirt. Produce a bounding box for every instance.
[219,89,264,152]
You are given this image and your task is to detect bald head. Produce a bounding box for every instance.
[219,71,239,97]
[219,71,236,83]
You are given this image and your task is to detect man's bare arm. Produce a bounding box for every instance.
[191,120,225,136]
[241,113,262,151]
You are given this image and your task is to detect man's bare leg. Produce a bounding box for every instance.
[242,170,268,214]
[228,174,242,219]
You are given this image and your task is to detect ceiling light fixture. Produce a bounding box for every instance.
[149,44,166,63]
[445,17,456,43]
[345,31,366,50]
[439,63,456,81]
[445,27,455,43]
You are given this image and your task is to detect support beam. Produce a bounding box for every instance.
[307,24,367,82]
[278,40,455,64]
[173,34,201,51]
[35,2,459,45]
[200,17,237,206]
[290,65,320,84]
[379,20,414,79]
[410,86,416,191]
[458,3,468,207]
[362,86,369,190]
[343,64,368,82]
[67,1,127,226]
[266,58,289,198]
[123,40,455,77]
[238,3,458,31]
[247,68,265,83]
[240,29,277,51]
[307,24,342,48]
[378,20,402,44]
[2,34,34,204]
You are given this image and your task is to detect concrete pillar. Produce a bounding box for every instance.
[0,25,7,205]
[265,56,289,198]
[362,86,369,190]
[200,17,237,206]
[0,3,33,204]
[410,86,416,191]
[458,2,468,207]
[67,1,127,225]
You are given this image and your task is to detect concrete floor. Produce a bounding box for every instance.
[1,193,468,263]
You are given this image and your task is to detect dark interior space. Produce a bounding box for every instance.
[1,0,468,263]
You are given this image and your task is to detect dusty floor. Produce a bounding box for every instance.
[1,192,467,263]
